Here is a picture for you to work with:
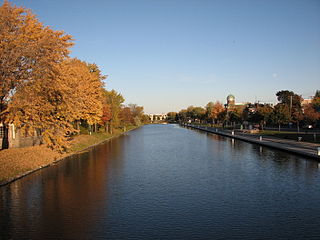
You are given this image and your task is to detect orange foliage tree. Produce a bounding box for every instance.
[6,58,104,152]
[211,101,225,124]
[120,107,134,127]
[101,104,112,132]
[0,1,73,121]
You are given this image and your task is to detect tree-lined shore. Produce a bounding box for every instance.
[0,1,151,183]
[168,90,320,132]
[0,1,150,153]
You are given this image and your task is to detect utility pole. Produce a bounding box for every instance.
[289,95,293,114]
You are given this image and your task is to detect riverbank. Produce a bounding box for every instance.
[184,124,320,160]
[258,130,320,143]
[0,125,140,186]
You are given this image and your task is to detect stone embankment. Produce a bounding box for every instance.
[184,124,320,161]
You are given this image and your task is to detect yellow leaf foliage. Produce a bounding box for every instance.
[1,2,105,152]
[6,58,104,152]
[0,1,73,119]
[57,58,104,125]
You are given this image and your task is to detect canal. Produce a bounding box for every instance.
[1,124,320,239]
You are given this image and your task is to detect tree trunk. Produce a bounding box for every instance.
[1,123,9,149]
[278,123,281,132]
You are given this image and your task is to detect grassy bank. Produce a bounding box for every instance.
[0,125,140,185]
[257,130,320,143]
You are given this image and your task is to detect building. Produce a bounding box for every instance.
[225,94,248,111]
[225,94,235,111]
[225,94,275,112]
[0,123,42,150]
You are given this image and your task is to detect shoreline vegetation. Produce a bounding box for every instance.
[166,90,320,141]
[0,125,141,186]
[0,1,151,187]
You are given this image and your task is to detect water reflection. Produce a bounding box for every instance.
[0,139,125,239]
[1,124,320,240]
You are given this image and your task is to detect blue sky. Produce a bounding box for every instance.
[4,0,320,113]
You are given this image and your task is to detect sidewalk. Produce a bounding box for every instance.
[185,124,320,161]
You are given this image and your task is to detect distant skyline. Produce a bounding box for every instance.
[4,0,320,113]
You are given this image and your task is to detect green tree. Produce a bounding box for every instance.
[312,90,320,112]
[217,110,227,125]
[167,112,177,123]
[187,106,206,123]
[269,104,290,131]
[276,90,302,108]
[140,114,151,124]
[103,89,124,134]
[276,90,303,130]
[205,102,215,123]
[128,104,144,126]
[254,104,273,129]
[177,109,188,122]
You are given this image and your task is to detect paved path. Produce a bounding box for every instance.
[184,124,320,161]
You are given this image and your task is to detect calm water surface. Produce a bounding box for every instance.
[1,124,320,239]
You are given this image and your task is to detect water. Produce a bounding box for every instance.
[1,124,320,239]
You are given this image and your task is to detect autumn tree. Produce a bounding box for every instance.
[6,58,104,151]
[101,104,112,132]
[1,1,74,150]
[59,59,104,133]
[211,101,225,124]
[120,107,133,127]
[0,1,73,122]
[304,90,320,125]
[304,104,320,125]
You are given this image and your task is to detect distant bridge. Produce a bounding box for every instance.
[148,114,167,122]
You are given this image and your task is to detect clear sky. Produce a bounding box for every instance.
[4,0,320,114]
